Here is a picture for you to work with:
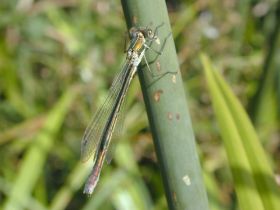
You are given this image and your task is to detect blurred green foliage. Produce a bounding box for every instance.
[0,0,279,210]
[201,54,280,210]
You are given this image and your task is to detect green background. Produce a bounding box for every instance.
[0,0,279,210]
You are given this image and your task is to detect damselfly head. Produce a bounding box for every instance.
[129,27,160,45]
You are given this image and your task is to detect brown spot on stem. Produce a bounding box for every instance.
[153,89,163,102]
[172,74,177,83]
[156,61,161,72]
[132,16,137,25]
[172,191,177,203]
[176,113,180,120]
[167,112,173,120]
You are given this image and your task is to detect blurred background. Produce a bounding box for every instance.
[0,0,279,209]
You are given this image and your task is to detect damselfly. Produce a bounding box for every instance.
[81,27,161,195]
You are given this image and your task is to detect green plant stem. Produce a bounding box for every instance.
[121,1,209,209]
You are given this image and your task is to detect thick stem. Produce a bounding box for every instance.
[121,1,209,209]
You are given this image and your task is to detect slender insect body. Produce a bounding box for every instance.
[81,27,160,195]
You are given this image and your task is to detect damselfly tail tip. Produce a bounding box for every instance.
[83,183,96,195]
[83,172,100,195]
[83,188,93,196]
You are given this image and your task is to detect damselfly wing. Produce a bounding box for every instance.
[81,27,160,195]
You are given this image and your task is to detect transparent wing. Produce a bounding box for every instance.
[105,95,127,164]
[81,60,131,163]
[103,64,138,164]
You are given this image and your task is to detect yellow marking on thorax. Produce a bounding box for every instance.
[133,33,145,52]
